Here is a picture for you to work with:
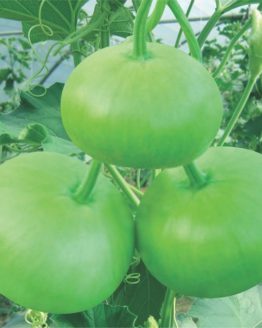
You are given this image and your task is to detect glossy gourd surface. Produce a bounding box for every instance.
[0,152,134,313]
[61,42,223,168]
[136,147,262,297]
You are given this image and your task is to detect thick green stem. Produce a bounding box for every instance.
[213,19,251,78]
[184,162,207,188]
[133,0,153,59]
[74,160,102,203]
[71,41,82,66]
[99,1,110,49]
[100,27,110,48]
[198,9,222,48]
[217,74,258,146]
[168,0,202,61]
[146,0,168,32]
[160,289,176,328]
[175,0,195,48]
[105,164,140,207]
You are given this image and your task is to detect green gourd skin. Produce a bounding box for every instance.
[0,152,134,314]
[136,147,262,297]
[61,42,223,169]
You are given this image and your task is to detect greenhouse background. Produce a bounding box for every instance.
[0,0,254,88]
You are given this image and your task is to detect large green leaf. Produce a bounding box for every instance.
[187,285,262,328]
[109,5,134,38]
[50,304,136,328]
[111,262,166,326]
[0,0,88,42]
[0,83,66,138]
[0,83,81,156]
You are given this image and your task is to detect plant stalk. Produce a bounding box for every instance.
[213,19,251,78]
[175,0,195,48]
[133,0,153,59]
[71,41,82,66]
[198,9,222,48]
[168,0,202,61]
[146,0,168,32]
[217,74,258,146]
[160,289,176,328]
[105,164,140,207]
[74,160,102,203]
[184,162,207,188]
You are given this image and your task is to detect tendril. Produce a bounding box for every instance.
[25,309,48,328]
[26,85,47,97]
[39,0,54,37]
[130,255,141,267]
[124,272,141,284]
[22,42,59,95]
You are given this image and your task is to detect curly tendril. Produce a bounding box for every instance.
[25,309,48,328]
[39,0,54,37]
[22,42,60,96]
[124,272,141,285]
[130,255,141,267]
[26,85,47,98]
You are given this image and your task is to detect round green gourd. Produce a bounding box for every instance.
[136,147,262,297]
[0,152,134,313]
[61,42,223,169]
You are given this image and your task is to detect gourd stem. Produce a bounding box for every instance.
[74,160,102,203]
[146,0,168,33]
[198,9,222,48]
[217,74,258,146]
[168,0,202,61]
[213,19,251,78]
[175,0,195,48]
[133,0,153,59]
[105,164,140,207]
[183,162,207,188]
[160,289,176,328]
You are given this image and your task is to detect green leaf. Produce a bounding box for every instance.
[0,133,18,145]
[0,83,82,155]
[111,262,166,326]
[0,83,67,138]
[50,312,88,327]
[18,123,49,144]
[188,285,262,328]
[0,0,88,42]
[109,6,134,38]
[50,304,136,328]
[0,67,11,82]
[42,135,82,156]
